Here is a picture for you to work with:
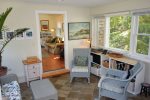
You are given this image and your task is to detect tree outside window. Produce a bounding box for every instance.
[136,14,150,55]
[109,15,131,51]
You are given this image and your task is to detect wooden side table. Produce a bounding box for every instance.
[22,59,42,86]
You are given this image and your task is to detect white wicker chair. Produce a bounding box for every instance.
[98,62,143,100]
[70,48,91,83]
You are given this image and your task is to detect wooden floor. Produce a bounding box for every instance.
[42,48,65,72]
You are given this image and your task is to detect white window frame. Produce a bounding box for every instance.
[105,13,131,54]
[132,14,150,59]
[104,12,150,62]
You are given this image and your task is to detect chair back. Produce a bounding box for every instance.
[128,62,143,80]
[73,48,90,57]
[73,48,91,66]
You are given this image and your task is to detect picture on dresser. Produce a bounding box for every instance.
[68,22,90,40]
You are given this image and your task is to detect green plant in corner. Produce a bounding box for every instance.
[0,7,29,71]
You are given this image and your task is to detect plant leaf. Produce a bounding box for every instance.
[0,7,12,32]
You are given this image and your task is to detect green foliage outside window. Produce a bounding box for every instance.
[109,14,150,55]
[136,15,150,55]
[109,16,131,51]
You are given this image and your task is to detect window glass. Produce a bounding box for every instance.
[109,16,131,51]
[136,35,149,55]
[138,15,150,34]
[136,14,150,55]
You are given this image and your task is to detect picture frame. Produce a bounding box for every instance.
[68,22,90,40]
[25,29,33,39]
[40,20,49,31]
[0,31,4,40]
[6,31,14,39]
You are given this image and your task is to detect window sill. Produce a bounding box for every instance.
[105,47,150,63]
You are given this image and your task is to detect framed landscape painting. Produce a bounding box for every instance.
[68,22,90,40]
[40,20,49,31]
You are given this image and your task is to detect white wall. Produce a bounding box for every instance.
[91,0,150,15]
[0,0,90,82]
[91,0,150,83]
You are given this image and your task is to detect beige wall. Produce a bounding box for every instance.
[0,0,90,82]
[91,0,150,83]
[91,0,150,15]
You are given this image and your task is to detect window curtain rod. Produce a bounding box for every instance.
[92,7,150,18]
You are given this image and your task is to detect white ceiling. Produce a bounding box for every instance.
[22,0,125,7]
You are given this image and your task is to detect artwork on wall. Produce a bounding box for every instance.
[4,29,33,40]
[0,31,4,40]
[68,22,90,40]
[25,30,33,38]
[40,20,49,31]
[6,31,14,39]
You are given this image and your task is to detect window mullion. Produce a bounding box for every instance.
[130,16,139,55]
[104,17,110,48]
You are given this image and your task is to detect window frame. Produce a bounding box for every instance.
[104,12,150,62]
[132,14,150,59]
[105,13,131,53]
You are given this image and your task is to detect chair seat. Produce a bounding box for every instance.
[98,79,124,93]
[72,66,88,72]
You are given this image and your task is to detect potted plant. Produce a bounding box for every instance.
[0,7,29,76]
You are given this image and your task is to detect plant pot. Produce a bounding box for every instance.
[0,66,7,76]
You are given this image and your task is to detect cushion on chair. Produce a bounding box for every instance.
[75,56,88,66]
[98,79,124,93]
[72,66,88,72]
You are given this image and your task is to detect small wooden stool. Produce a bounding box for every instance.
[140,83,150,97]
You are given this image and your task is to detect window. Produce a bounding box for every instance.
[136,14,150,55]
[92,10,150,61]
[109,15,131,51]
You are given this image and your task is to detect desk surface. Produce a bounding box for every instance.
[91,52,137,65]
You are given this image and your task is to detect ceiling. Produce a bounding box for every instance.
[22,0,125,7]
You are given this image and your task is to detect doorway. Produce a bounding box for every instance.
[36,11,68,75]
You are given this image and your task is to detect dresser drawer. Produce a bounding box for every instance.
[27,64,40,70]
[28,68,40,78]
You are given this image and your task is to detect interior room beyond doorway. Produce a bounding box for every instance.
[39,14,65,72]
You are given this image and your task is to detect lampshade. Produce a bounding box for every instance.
[50,28,55,32]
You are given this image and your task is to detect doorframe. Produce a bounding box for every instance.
[35,10,69,73]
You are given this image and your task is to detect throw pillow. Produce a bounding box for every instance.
[75,56,88,66]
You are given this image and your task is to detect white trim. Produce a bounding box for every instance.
[105,17,110,48]
[35,10,69,72]
[105,12,130,17]
[138,33,150,36]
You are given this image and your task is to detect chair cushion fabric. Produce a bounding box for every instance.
[75,56,88,66]
[98,79,124,93]
[72,66,88,72]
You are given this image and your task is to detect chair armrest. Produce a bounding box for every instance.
[0,74,18,85]
[99,76,129,89]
